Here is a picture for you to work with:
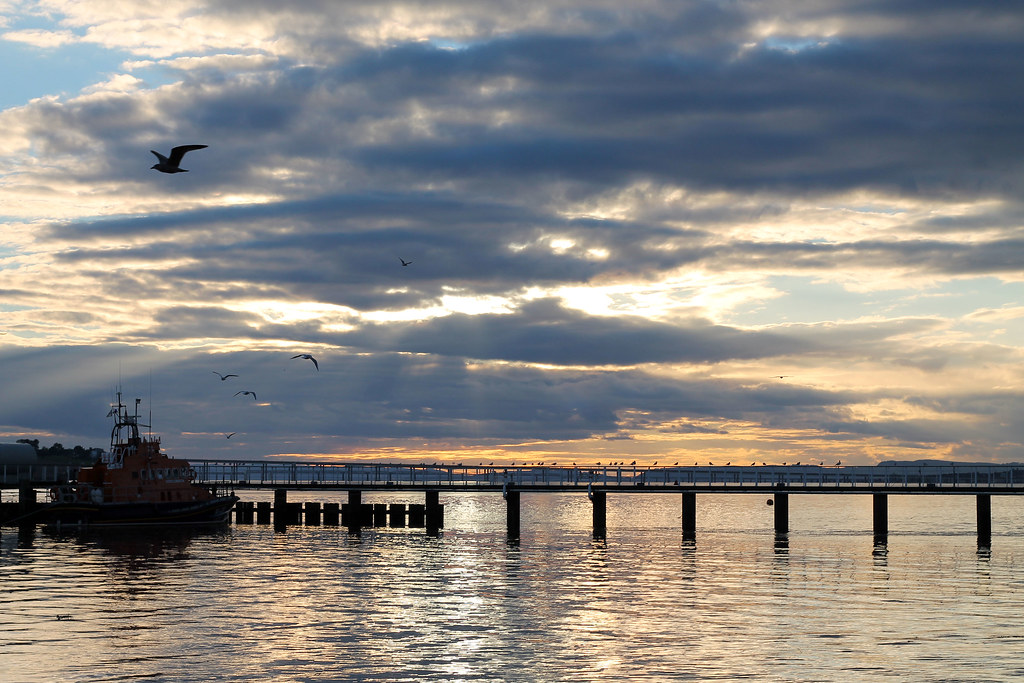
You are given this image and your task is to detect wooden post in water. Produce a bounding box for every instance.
[323,502,340,525]
[236,501,254,524]
[872,493,888,543]
[505,487,520,540]
[305,501,321,526]
[592,488,607,539]
[345,490,362,533]
[425,490,443,536]
[389,503,407,528]
[408,504,426,528]
[977,494,992,548]
[18,483,36,516]
[373,503,387,527]
[274,489,288,530]
[773,491,789,535]
[256,501,271,524]
[682,492,696,542]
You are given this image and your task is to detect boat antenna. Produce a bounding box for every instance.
[148,369,153,438]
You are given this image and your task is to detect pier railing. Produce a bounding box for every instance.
[6,461,1024,492]
[183,461,1024,492]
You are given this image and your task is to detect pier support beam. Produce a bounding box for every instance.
[304,502,321,526]
[425,490,443,536]
[592,489,607,539]
[505,488,520,541]
[18,483,36,516]
[274,489,288,530]
[346,490,362,533]
[256,501,271,524]
[682,492,696,542]
[977,494,992,548]
[872,493,888,543]
[773,492,789,535]
[323,502,340,526]
[389,503,407,528]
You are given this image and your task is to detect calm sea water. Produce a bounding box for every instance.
[3,492,1024,682]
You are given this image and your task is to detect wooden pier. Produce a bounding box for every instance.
[4,461,1022,548]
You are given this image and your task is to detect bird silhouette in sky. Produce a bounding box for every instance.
[400,258,412,266]
[150,144,208,173]
[234,391,257,401]
[772,375,790,379]
[226,432,236,439]
[212,371,238,381]
[291,353,319,370]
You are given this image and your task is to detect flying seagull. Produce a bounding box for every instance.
[291,353,319,370]
[234,390,257,401]
[150,144,208,173]
[400,258,412,266]
[212,371,238,381]
[226,432,236,439]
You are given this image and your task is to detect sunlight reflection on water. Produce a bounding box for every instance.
[2,493,1023,681]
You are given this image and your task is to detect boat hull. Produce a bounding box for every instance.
[39,495,238,527]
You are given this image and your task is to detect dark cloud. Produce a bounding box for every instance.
[5,1,1024,464]
[335,298,813,365]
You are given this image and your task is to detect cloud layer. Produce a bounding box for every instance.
[2,0,1023,464]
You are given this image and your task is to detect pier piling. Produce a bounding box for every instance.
[236,500,254,524]
[389,503,407,528]
[977,494,992,548]
[425,490,443,535]
[18,483,36,516]
[304,501,321,526]
[256,501,271,524]
[505,488,520,540]
[872,493,888,543]
[373,503,387,527]
[682,492,696,541]
[408,503,425,527]
[592,489,607,539]
[323,502,340,525]
[345,490,362,533]
[773,492,789,535]
[273,489,288,529]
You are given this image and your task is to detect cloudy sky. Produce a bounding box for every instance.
[1,0,1023,465]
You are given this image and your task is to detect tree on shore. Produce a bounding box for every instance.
[17,439,101,462]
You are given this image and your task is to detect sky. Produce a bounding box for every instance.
[1,0,1023,466]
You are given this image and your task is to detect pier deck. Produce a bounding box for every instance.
[5,461,1024,493]
[4,462,1020,546]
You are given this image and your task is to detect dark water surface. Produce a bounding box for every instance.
[3,492,1024,681]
